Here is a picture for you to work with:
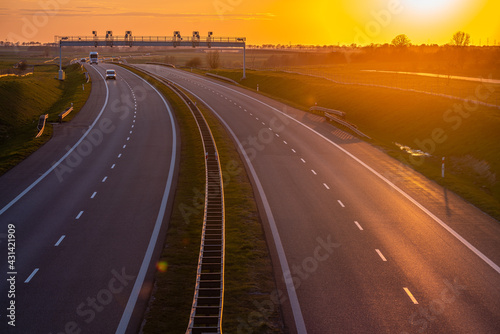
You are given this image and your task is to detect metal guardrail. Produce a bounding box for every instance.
[35,114,48,138]
[58,105,73,123]
[131,66,226,333]
[324,112,372,139]
[310,106,345,118]
[205,73,239,85]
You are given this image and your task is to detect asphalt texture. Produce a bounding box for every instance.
[0,63,179,334]
[139,64,500,334]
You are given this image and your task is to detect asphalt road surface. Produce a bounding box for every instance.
[138,64,500,334]
[0,63,178,333]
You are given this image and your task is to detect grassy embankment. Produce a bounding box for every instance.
[198,68,500,221]
[0,63,90,175]
[120,65,283,333]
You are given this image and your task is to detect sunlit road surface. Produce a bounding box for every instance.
[140,64,500,334]
[0,64,178,333]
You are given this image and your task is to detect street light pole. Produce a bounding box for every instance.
[58,40,65,80]
[242,42,246,79]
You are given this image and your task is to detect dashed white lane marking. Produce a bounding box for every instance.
[354,221,364,230]
[300,158,306,163]
[131,125,134,128]
[283,140,288,144]
[111,164,116,169]
[24,268,39,283]
[239,106,242,109]
[91,192,97,199]
[292,149,296,153]
[130,131,133,134]
[118,153,122,158]
[311,170,317,175]
[262,122,266,125]
[102,176,108,182]
[76,211,84,219]
[375,249,387,261]
[275,134,280,137]
[123,145,127,149]
[404,288,419,304]
[338,200,345,208]
[55,235,66,246]
[323,183,330,190]
[256,117,259,120]
[268,127,272,131]
[127,137,130,141]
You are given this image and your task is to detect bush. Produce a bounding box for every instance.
[185,57,202,68]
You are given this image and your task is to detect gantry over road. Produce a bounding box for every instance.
[55,31,247,79]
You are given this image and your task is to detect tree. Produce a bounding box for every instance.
[18,60,27,71]
[185,57,202,68]
[206,50,220,69]
[391,34,411,47]
[452,31,470,46]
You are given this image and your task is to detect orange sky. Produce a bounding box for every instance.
[1,0,499,45]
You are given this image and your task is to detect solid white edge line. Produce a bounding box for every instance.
[55,235,66,246]
[114,68,177,334]
[172,71,500,275]
[24,268,39,283]
[0,66,109,216]
[161,79,308,333]
[375,249,387,261]
[403,287,419,304]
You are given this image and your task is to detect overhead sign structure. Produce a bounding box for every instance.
[56,31,247,80]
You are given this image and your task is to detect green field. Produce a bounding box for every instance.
[195,67,500,221]
[0,62,90,174]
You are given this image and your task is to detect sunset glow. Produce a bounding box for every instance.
[0,0,498,45]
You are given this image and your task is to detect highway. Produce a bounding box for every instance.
[0,63,178,333]
[138,64,500,334]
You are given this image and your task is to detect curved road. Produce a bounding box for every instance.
[0,63,178,333]
[139,64,500,334]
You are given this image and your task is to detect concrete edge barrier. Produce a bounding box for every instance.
[145,62,176,68]
[206,73,239,85]
[324,112,372,139]
[310,106,345,118]
[58,106,74,123]
[35,114,48,138]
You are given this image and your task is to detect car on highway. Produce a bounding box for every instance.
[80,58,86,63]
[105,69,116,80]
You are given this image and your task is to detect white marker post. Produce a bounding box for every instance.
[442,157,445,178]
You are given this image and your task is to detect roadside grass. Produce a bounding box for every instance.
[194,68,500,221]
[0,63,90,175]
[121,65,283,333]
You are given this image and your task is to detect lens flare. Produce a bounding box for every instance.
[156,261,168,273]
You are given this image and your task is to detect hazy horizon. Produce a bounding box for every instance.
[1,0,499,46]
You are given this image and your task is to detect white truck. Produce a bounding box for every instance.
[89,51,98,64]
